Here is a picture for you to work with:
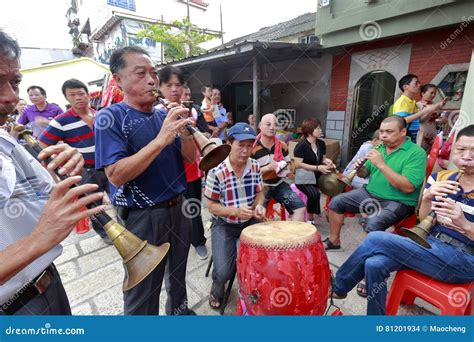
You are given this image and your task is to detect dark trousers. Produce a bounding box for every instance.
[1,264,71,316]
[184,178,207,247]
[82,168,109,239]
[122,197,191,315]
[295,184,321,215]
[211,218,258,284]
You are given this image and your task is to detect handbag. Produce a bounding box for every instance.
[295,168,316,185]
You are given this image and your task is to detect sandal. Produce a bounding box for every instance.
[323,238,341,250]
[356,282,367,298]
[329,278,347,299]
[209,281,225,310]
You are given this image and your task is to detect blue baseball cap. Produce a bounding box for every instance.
[227,122,256,141]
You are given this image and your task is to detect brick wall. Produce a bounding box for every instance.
[328,24,474,111]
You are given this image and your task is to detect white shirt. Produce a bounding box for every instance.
[0,130,61,304]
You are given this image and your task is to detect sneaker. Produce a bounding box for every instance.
[195,244,208,260]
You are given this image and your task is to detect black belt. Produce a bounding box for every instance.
[1,265,55,315]
[433,232,474,256]
[117,194,183,221]
[153,194,182,209]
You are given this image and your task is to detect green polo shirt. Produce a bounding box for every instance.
[365,137,426,207]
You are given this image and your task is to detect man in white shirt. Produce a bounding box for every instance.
[0,30,105,315]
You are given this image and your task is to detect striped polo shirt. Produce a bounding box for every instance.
[204,157,263,224]
[251,140,290,186]
[38,108,95,167]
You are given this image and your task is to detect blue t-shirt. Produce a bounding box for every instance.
[425,171,473,246]
[214,107,229,140]
[94,102,186,208]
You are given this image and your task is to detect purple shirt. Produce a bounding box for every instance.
[18,103,63,137]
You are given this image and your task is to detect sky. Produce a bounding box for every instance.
[0,0,316,49]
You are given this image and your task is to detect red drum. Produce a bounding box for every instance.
[237,221,330,315]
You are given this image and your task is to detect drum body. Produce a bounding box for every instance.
[237,221,330,315]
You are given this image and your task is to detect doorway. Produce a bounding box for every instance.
[232,83,253,123]
[350,71,396,158]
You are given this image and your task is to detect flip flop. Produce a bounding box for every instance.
[323,238,341,250]
[356,282,367,298]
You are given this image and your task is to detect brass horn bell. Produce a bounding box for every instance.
[400,213,434,249]
[103,220,170,291]
[318,172,346,197]
[176,100,230,171]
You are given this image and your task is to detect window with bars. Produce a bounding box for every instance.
[107,0,136,11]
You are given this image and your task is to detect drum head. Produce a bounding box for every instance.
[240,221,318,249]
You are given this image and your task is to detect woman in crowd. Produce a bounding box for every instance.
[294,118,335,224]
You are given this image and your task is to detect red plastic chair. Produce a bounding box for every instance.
[425,133,443,181]
[392,213,417,235]
[266,197,286,220]
[386,270,473,315]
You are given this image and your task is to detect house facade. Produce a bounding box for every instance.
[66,0,222,63]
[315,0,474,163]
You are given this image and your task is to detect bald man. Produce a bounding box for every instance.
[325,116,427,250]
[251,114,305,221]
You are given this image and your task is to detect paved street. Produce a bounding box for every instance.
[56,195,433,316]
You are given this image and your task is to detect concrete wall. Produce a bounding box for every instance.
[20,58,109,108]
[183,52,332,129]
[315,0,473,48]
[326,24,474,164]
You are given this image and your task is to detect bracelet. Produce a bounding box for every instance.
[315,165,319,171]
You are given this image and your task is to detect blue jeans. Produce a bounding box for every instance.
[334,231,474,315]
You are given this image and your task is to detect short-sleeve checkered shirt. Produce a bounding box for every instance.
[204,157,263,224]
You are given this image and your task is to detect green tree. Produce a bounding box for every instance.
[137,17,221,62]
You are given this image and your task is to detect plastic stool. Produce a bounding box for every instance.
[290,183,308,221]
[386,269,473,315]
[266,198,286,220]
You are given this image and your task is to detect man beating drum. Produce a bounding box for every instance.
[204,122,266,310]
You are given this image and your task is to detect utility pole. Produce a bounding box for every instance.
[220,3,224,44]
[186,0,191,56]
[160,14,164,63]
